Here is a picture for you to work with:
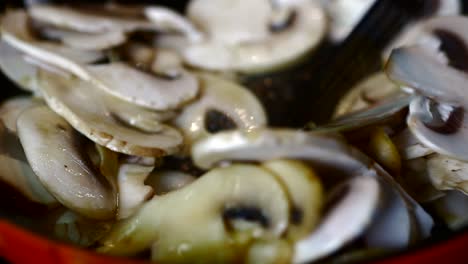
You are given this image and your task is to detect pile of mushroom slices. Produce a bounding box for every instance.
[327,14,468,235]
[0,2,447,264]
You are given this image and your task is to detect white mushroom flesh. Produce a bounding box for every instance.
[17,105,116,219]
[117,162,154,219]
[174,73,266,149]
[192,128,368,174]
[36,69,183,156]
[0,97,57,205]
[86,62,199,111]
[98,164,290,263]
[28,5,157,34]
[407,96,468,161]
[293,175,380,264]
[184,0,326,73]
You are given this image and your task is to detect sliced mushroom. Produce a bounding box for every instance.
[333,72,403,118]
[383,1,461,61]
[191,128,369,175]
[293,175,380,263]
[184,0,326,73]
[0,39,38,92]
[17,105,116,219]
[98,164,290,263]
[39,27,127,51]
[144,6,203,43]
[407,96,468,161]
[0,97,57,205]
[1,10,104,76]
[262,159,323,241]
[426,154,468,194]
[28,5,157,34]
[37,69,183,156]
[317,93,411,134]
[86,62,199,111]
[386,45,468,106]
[117,162,154,219]
[145,170,196,195]
[174,73,266,149]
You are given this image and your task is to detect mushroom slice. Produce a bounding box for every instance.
[382,1,461,60]
[144,6,203,43]
[333,72,403,117]
[28,5,157,34]
[37,69,183,157]
[86,62,199,111]
[407,96,468,161]
[192,128,368,174]
[0,97,57,205]
[174,73,266,148]
[386,45,468,106]
[293,175,380,264]
[426,154,468,194]
[184,0,326,73]
[40,27,127,51]
[262,159,323,241]
[117,161,154,219]
[316,93,412,133]
[98,164,290,263]
[1,10,104,77]
[145,170,196,195]
[17,105,116,219]
[0,39,38,92]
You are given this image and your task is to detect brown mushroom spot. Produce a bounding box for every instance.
[204,109,237,133]
[422,99,464,134]
[433,29,468,73]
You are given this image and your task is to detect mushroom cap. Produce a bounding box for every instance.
[183,0,326,73]
[191,128,368,175]
[40,28,127,51]
[98,164,290,262]
[174,73,266,148]
[293,175,380,263]
[386,42,468,107]
[0,97,57,205]
[86,62,199,111]
[144,6,203,43]
[117,162,154,219]
[407,96,468,161]
[318,93,412,133]
[37,69,183,157]
[1,10,104,78]
[17,105,116,219]
[28,5,156,34]
[262,159,323,241]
